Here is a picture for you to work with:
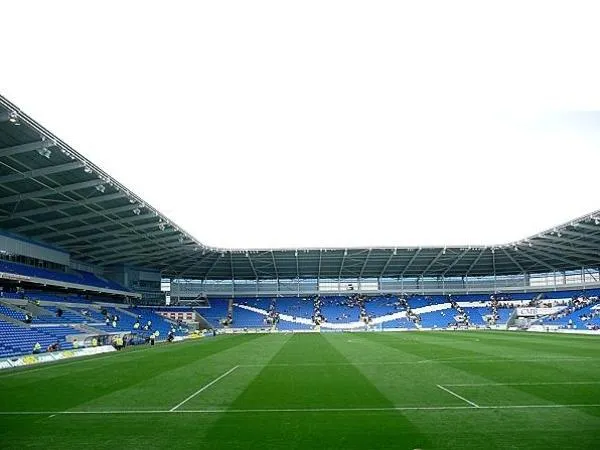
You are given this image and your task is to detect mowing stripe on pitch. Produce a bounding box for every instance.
[436,384,480,408]
[169,365,239,412]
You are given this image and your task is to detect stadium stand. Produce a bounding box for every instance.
[0,260,128,292]
[1,94,599,366]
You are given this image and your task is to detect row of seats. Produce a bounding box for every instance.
[202,289,600,329]
[0,296,187,357]
[0,260,128,292]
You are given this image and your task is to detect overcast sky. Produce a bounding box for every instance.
[1,1,600,249]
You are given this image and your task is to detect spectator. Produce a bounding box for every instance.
[56,308,63,318]
[72,338,79,349]
[47,342,59,352]
[24,313,32,324]
[32,342,41,354]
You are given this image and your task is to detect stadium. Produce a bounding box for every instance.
[1,92,599,449]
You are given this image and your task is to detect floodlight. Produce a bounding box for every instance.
[37,147,51,158]
[8,111,20,125]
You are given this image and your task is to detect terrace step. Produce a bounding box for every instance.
[0,311,29,327]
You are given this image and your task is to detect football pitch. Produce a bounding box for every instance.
[1,331,599,449]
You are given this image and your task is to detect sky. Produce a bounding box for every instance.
[1,1,600,249]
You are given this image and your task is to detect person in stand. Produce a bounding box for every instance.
[47,342,59,352]
[32,342,41,354]
[56,308,63,318]
[24,313,32,324]
[149,332,156,346]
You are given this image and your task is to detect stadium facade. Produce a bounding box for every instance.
[1,94,600,303]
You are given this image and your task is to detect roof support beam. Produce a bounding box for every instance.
[532,240,600,259]
[555,229,599,241]
[0,161,84,184]
[170,252,215,279]
[317,250,322,282]
[500,248,526,274]
[100,245,198,266]
[400,248,422,277]
[420,248,445,277]
[0,179,104,206]
[358,249,372,279]
[514,249,556,272]
[34,212,155,240]
[71,228,180,252]
[0,140,52,159]
[441,248,471,277]
[203,253,223,281]
[83,234,183,259]
[270,251,280,280]
[378,250,396,279]
[464,248,486,277]
[7,193,125,223]
[54,221,164,246]
[571,223,600,233]
[295,251,300,281]
[246,253,259,280]
[338,250,348,280]
[522,246,582,268]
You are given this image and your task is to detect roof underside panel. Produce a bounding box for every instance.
[1,95,599,281]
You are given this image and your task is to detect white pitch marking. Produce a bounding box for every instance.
[169,366,239,412]
[436,385,480,408]
[2,404,600,415]
[239,357,595,367]
[445,381,600,387]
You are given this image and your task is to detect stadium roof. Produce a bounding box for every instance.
[1,94,600,281]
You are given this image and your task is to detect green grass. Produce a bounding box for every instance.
[1,331,600,449]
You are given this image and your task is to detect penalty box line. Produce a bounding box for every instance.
[3,404,600,415]
[436,385,480,408]
[169,365,239,412]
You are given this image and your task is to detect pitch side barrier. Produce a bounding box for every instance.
[0,345,116,370]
